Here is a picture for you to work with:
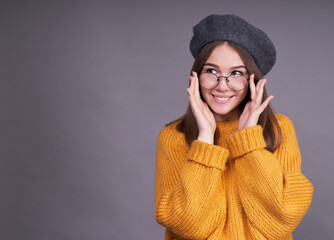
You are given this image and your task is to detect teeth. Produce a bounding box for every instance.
[215,96,230,101]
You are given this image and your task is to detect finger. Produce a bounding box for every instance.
[187,79,202,114]
[187,76,197,103]
[255,79,260,94]
[191,72,204,109]
[188,92,198,115]
[188,74,192,87]
[193,71,201,99]
[187,86,194,105]
[188,84,198,105]
[189,74,196,96]
[256,79,267,104]
[203,102,212,113]
[258,95,274,113]
[249,74,256,101]
[243,101,250,112]
[186,87,191,96]
[241,101,250,119]
[256,78,264,93]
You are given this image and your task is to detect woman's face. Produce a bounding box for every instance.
[200,42,248,121]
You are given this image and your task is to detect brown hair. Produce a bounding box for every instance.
[171,41,282,152]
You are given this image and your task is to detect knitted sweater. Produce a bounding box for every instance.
[155,113,313,240]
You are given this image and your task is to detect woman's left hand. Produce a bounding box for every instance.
[238,74,274,131]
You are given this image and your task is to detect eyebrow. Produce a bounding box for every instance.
[203,63,247,70]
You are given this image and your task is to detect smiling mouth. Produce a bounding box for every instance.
[213,95,233,101]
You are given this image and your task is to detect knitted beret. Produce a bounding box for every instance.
[190,14,276,76]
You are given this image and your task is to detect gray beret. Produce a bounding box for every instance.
[190,14,276,76]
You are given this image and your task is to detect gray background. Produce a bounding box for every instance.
[1,0,333,239]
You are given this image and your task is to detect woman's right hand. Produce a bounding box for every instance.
[187,71,216,144]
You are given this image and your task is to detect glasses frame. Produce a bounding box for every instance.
[198,71,250,92]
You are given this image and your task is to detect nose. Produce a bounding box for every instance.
[216,76,230,91]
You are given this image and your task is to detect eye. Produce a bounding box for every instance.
[231,70,243,76]
[205,68,218,74]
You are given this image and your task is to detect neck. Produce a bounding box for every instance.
[213,107,241,122]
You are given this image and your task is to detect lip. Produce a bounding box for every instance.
[212,94,233,104]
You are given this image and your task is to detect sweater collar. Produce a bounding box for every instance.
[216,119,239,135]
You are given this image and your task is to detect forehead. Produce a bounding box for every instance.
[205,43,244,69]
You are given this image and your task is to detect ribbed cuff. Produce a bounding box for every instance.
[226,125,266,159]
[188,140,229,170]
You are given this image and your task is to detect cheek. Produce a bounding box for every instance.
[199,87,210,101]
[237,88,248,102]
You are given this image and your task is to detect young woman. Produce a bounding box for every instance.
[155,14,313,240]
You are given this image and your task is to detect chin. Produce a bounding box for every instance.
[211,105,240,121]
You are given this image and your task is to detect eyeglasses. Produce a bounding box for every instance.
[199,70,249,91]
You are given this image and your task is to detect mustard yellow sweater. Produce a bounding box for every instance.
[155,114,313,240]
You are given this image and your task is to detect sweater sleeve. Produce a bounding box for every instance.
[226,115,314,239]
[155,125,229,239]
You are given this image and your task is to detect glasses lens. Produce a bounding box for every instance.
[199,73,218,89]
[227,75,248,91]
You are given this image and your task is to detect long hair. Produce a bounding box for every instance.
[172,41,282,152]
